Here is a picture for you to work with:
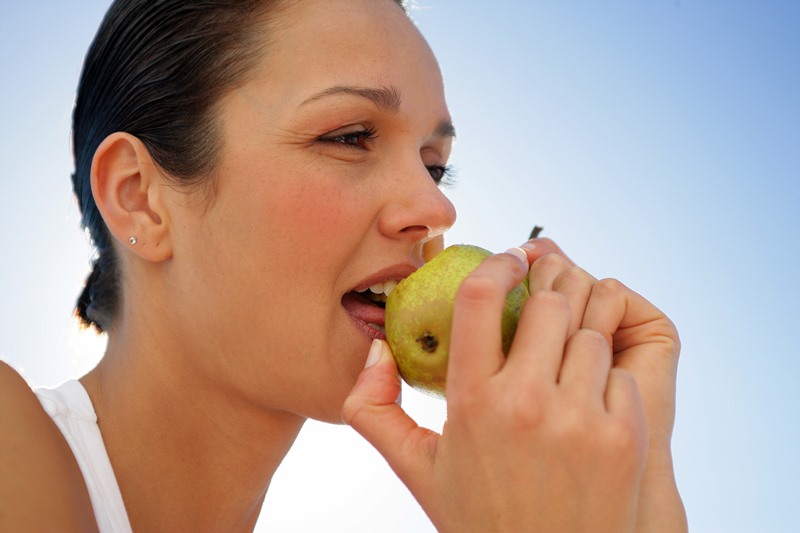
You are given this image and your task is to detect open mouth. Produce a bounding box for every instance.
[341,280,399,339]
[357,280,397,308]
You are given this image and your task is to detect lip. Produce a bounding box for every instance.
[342,263,419,340]
[349,264,419,293]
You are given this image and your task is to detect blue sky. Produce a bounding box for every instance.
[1,2,798,531]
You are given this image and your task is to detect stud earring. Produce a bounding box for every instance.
[129,236,138,245]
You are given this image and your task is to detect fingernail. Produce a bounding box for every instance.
[520,241,536,251]
[504,246,529,266]
[364,339,383,369]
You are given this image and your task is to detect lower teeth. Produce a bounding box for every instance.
[367,323,386,333]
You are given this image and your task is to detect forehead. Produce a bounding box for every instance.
[252,0,445,108]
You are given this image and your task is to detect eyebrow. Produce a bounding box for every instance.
[434,118,457,139]
[299,84,456,139]
[300,85,402,112]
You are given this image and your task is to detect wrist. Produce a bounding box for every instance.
[636,446,688,533]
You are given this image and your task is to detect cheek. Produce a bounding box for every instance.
[262,177,370,260]
[203,146,378,311]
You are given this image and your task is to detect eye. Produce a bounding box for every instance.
[318,126,378,150]
[426,164,456,187]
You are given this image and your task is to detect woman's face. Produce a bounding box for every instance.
[165,0,456,421]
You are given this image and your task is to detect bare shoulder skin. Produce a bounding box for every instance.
[0,361,98,532]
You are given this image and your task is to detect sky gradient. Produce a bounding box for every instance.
[1,2,798,531]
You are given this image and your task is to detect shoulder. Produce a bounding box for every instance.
[0,361,98,532]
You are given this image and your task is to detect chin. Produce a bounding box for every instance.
[302,392,352,425]
[304,355,365,425]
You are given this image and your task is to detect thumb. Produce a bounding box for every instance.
[342,339,438,491]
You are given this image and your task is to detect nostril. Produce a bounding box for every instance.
[400,225,432,241]
[402,225,430,234]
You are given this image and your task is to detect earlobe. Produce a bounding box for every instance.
[90,132,173,262]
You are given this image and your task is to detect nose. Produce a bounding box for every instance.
[378,159,457,246]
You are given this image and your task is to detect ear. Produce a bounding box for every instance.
[90,132,173,262]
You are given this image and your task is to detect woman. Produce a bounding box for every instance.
[0,0,686,531]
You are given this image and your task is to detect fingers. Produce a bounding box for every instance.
[502,290,572,384]
[605,367,645,424]
[445,236,667,427]
[604,369,649,468]
[528,253,596,336]
[520,237,576,266]
[580,278,681,451]
[582,278,678,356]
[558,329,613,404]
[342,340,438,492]
[580,278,630,349]
[447,248,530,394]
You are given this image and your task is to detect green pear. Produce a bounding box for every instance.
[385,244,529,399]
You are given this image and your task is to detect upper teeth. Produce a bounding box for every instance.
[358,280,397,297]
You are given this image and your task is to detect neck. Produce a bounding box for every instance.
[80,326,306,532]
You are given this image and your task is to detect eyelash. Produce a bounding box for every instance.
[318,127,457,187]
[428,164,456,188]
[320,126,380,149]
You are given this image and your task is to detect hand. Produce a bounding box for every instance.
[343,238,676,532]
[523,239,687,532]
[523,239,681,461]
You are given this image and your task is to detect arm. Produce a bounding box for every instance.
[0,362,98,532]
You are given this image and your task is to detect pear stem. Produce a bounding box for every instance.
[529,225,544,240]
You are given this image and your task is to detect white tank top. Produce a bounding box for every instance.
[35,380,132,533]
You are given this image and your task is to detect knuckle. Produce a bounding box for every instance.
[340,395,366,427]
[597,406,647,459]
[506,395,546,429]
[533,237,559,252]
[572,328,611,353]
[593,277,626,298]
[552,265,593,292]
[660,316,682,358]
[529,290,570,314]
[611,366,637,388]
[531,251,569,273]
[552,404,589,440]
[600,417,647,462]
